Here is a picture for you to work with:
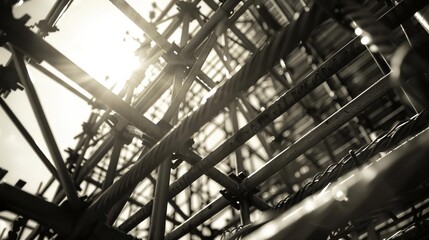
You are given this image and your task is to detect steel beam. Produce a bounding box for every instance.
[244,74,391,188]
[9,47,80,210]
[165,196,230,240]
[101,138,123,191]
[109,0,172,51]
[0,183,73,235]
[122,34,366,231]
[0,98,59,180]
[230,102,251,225]
[1,13,164,139]
[246,129,429,239]
[29,61,93,104]
[181,0,241,57]
[165,72,393,240]
[159,0,429,226]
[148,156,172,239]
[90,2,327,216]
[162,31,218,122]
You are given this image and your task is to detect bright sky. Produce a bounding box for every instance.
[0,0,165,195]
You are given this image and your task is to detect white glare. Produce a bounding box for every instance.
[334,189,348,202]
[354,27,363,36]
[360,36,371,45]
[415,12,429,34]
[369,45,379,53]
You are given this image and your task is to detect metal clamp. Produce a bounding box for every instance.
[220,172,259,210]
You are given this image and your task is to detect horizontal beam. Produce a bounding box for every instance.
[1,11,163,139]
[0,183,73,235]
[89,2,328,214]
[247,129,429,239]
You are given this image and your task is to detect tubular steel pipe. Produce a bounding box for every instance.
[90,2,328,215]
[120,36,366,231]
[1,14,164,139]
[76,135,115,184]
[154,0,178,24]
[9,47,80,210]
[0,98,59,180]
[230,102,251,225]
[244,74,392,191]
[148,56,183,239]
[165,196,231,240]
[106,0,427,230]
[243,0,429,188]
[148,158,172,239]
[109,0,172,51]
[181,0,241,57]
[29,61,93,104]
[162,31,218,122]
[37,0,74,36]
[246,129,429,239]
[165,73,392,240]
[101,138,123,191]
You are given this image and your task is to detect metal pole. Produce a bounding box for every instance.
[154,0,178,24]
[76,135,115,184]
[181,0,241,57]
[230,102,251,225]
[102,138,123,191]
[246,129,429,239]
[165,196,230,240]
[37,0,74,36]
[29,60,92,104]
[244,74,392,189]
[9,47,80,210]
[0,99,59,180]
[122,35,366,230]
[148,51,186,240]
[1,16,164,139]
[0,183,74,235]
[165,73,392,240]
[109,0,172,51]
[148,156,172,239]
[89,4,327,213]
[162,31,218,122]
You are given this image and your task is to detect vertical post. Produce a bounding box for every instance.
[148,156,172,239]
[102,138,123,191]
[149,10,191,235]
[229,102,250,225]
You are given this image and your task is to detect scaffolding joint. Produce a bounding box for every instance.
[0,64,24,98]
[220,172,259,210]
[176,1,200,20]
[172,139,195,169]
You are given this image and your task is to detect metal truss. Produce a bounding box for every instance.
[0,0,429,239]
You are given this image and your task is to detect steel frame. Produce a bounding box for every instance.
[0,0,429,239]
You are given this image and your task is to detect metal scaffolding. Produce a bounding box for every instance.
[0,0,429,239]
